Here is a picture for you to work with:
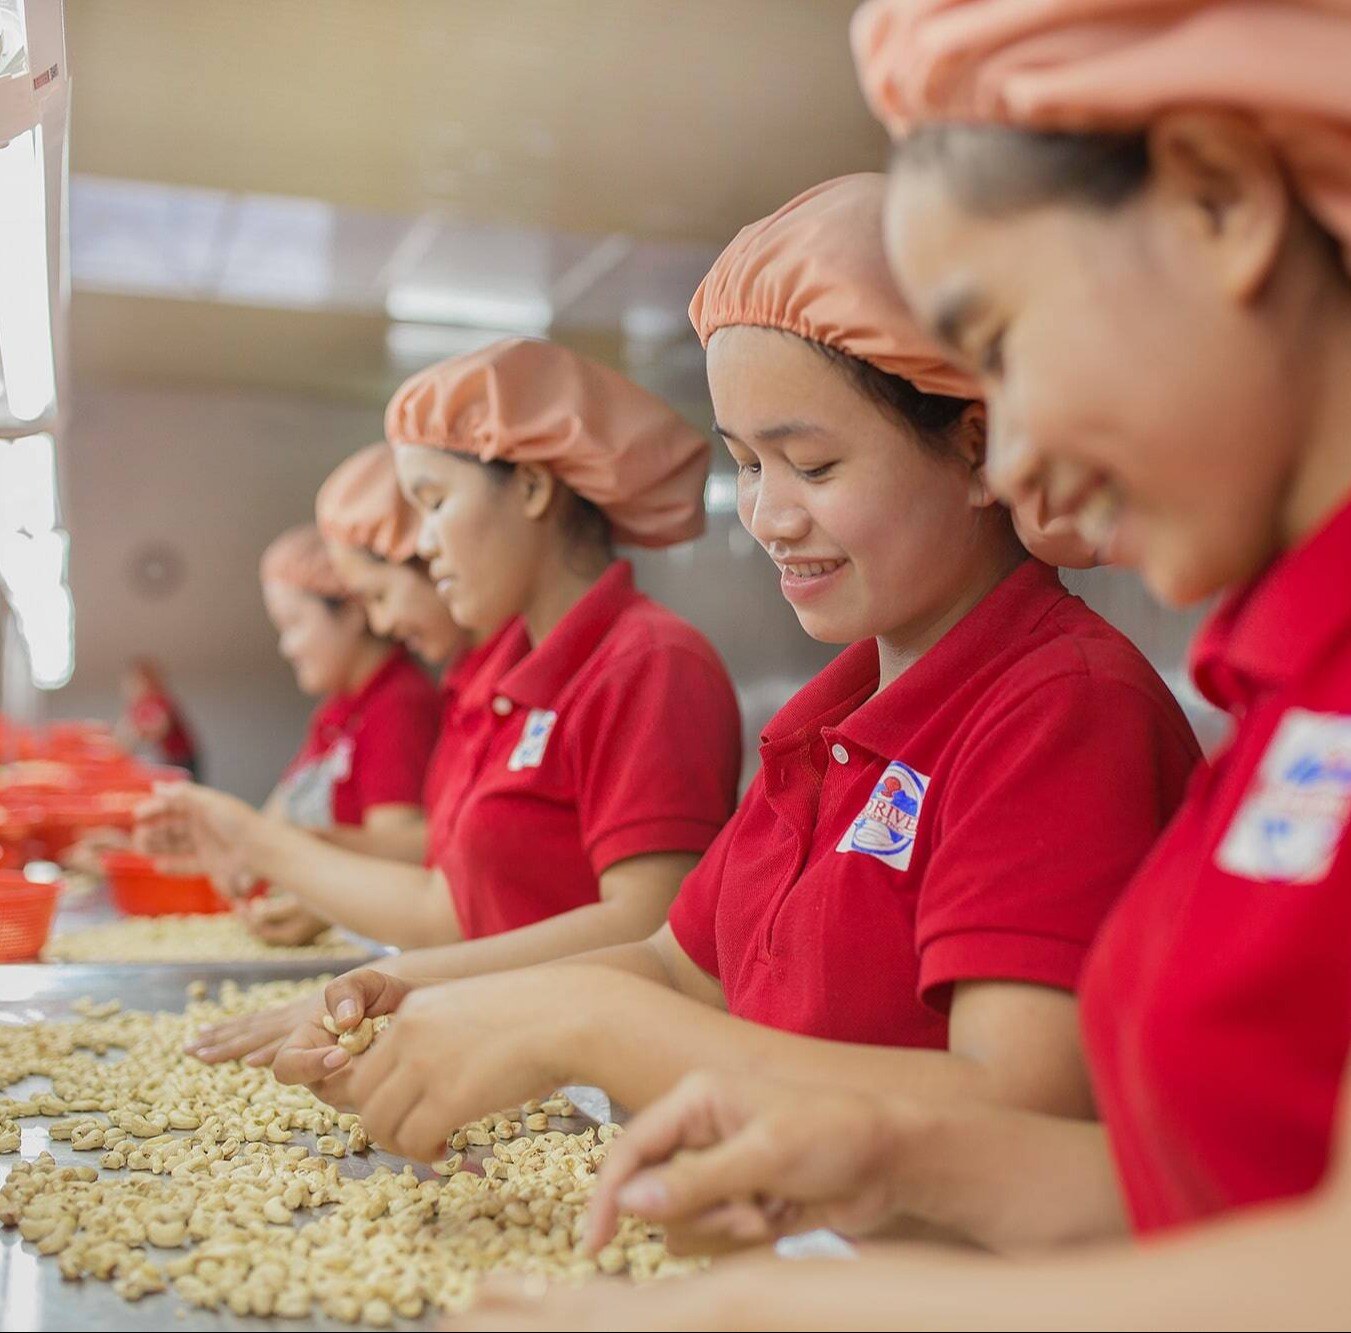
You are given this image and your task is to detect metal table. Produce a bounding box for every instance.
[0,960,611,1331]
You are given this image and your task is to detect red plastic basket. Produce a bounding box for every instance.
[0,871,61,961]
[102,851,229,916]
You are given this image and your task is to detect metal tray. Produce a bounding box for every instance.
[0,963,610,1331]
[31,879,392,979]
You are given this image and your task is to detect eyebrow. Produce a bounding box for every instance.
[713,420,833,444]
[931,286,988,349]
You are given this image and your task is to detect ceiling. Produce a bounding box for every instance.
[63,0,888,402]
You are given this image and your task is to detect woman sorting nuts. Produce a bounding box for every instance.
[264,176,1198,1167]
[138,338,743,1070]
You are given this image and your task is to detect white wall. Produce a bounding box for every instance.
[46,384,386,803]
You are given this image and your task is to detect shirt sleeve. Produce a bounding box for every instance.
[349,679,442,815]
[667,782,757,979]
[567,645,742,875]
[916,669,1199,1010]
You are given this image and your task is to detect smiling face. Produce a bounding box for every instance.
[325,540,465,666]
[706,325,1012,647]
[261,581,369,696]
[392,445,550,636]
[882,120,1328,607]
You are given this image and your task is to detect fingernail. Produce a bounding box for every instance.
[616,1175,668,1213]
[323,1048,349,1069]
[335,999,357,1023]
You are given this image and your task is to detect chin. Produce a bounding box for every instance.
[791,607,860,646]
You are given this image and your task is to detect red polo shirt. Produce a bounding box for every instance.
[1082,494,1351,1234]
[275,646,439,829]
[427,561,742,938]
[422,621,520,817]
[669,559,1199,1047]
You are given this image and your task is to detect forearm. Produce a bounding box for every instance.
[551,970,1039,1120]
[317,816,427,864]
[876,1100,1125,1251]
[372,925,675,989]
[723,1194,1345,1332]
[245,820,457,949]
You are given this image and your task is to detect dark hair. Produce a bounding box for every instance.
[476,457,613,553]
[894,125,1149,216]
[809,340,975,457]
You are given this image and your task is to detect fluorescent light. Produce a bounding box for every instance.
[0,435,73,689]
[0,125,56,425]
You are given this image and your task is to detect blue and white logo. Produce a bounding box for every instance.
[507,708,558,772]
[1216,708,1351,884]
[836,759,930,871]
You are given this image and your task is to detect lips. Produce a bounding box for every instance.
[776,558,847,580]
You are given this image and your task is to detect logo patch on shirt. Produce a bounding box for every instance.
[507,709,558,772]
[1216,708,1351,885]
[836,759,930,871]
[277,736,353,829]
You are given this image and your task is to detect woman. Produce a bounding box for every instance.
[233,523,442,943]
[271,176,1199,1164]
[472,3,1351,1325]
[315,440,500,861]
[116,658,200,779]
[138,339,742,984]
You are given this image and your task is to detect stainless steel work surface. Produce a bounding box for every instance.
[38,878,391,977]
[0,964,612,1331]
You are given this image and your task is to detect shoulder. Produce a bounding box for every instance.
[981,598,1196,747]
[590,596,735,691]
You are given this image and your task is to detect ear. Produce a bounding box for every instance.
[513,463,558,523]
[1146,111,1289,301]
[948,402,999,509]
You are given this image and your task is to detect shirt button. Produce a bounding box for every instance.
[830,743,850,765]
[491,696,513,717]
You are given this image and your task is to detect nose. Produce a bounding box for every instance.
[416,512,440,563]
[983,400,1042,510]
[744,468,810,551]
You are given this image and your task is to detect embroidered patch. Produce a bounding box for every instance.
[1215,708,1351,885]
[507,709,558,772]
[836,759,930,871]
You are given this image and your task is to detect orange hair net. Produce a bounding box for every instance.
[384,338,710,548]
[852,1,1351,274]
[689,173,979,398]
[316,443,421,565]
[259,524,347,600]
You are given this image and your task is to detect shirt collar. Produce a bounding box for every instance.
[314,645,411,733]
[1191,490,1351,713]
[439,619,520,701]
[763,558,1070,761]
[494,560,642,711]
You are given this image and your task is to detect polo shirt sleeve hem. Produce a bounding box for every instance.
[589,817,726,876]
[918,929,1089,1011]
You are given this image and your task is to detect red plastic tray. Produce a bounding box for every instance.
[0,870,61,960]
[102,850,229,916]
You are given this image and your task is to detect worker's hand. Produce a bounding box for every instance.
[134,782,260,896]
[184,993,318,1067]
[270,968,414,1104]
[451,1257,804,1332]
[585,1070,913,1256]
[338,970,573,1160]
[59,827,131,876]
[238,892,330,947]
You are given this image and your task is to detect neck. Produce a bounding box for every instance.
[1283,287,1351,548]
[521,554,613,648]
[874,537,1027,692]
[341,637,394,695]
